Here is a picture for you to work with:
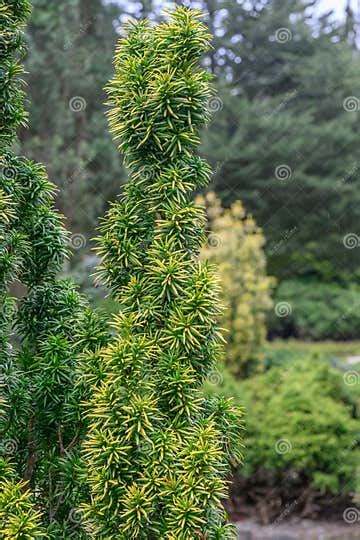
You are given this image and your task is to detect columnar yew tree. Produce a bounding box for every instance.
[1,1,108,536]
[0,3,45,536]
[0,189,45,538]
[83,8,243,539]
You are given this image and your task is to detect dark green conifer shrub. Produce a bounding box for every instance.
[82,8,244,539]
[1,4,46,536]
[0,188,45,538]
[1,1,109,536]
[0,0,30,148]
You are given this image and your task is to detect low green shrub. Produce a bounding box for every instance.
[263,339,360,370]
[205,356,360,522]
[270,280,360,340]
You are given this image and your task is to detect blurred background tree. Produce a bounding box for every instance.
[199,192,274,377]
[20,0,360,289]
[20,0,126,234]
[200,0,360,285]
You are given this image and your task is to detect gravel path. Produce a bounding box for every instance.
[344,356,360,366]
[236,519,360,539]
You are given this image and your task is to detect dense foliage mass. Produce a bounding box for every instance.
[82,9,244,539]
[1,1,108,536]
[0,188,46,538]
[199,192,274,377]
[205,356,360,523]
[1,2,45,536]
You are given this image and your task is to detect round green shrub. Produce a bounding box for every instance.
[205,356,360,522]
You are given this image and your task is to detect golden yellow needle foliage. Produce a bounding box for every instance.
[199,192,275,377]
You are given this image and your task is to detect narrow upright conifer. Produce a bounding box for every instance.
[0,3,45,536]
[83,8,243,539]
[0,0,30,363]
[1,1,109,536]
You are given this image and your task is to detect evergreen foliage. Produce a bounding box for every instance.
[0,0,30,148]
[1,1,109,535]
[0,188,45,539]
[82,8,244,539]
[199,192,274,377]
[205,357,360,522]
[0,5,45,536]
[0,153,109,535]
[200,0,360,282]
[0,453,46,539]
[270,279,360,340]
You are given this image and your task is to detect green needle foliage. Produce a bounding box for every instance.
[0,457,46,539]
[0,5,45,528]
[0,191,44,540]
[0,0,30,363]
[1,1,109,536]
[0,188,22,361]
[82,8,244,539]
[0,0,30,148]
